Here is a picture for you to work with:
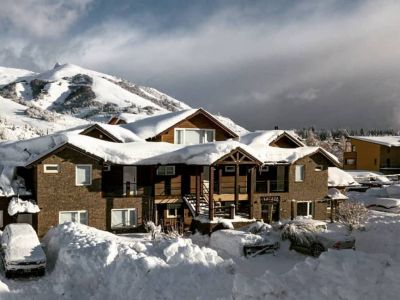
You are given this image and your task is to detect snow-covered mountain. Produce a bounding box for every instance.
[0,63,193,140]
[0,63,246,141]
[0,63,190,120]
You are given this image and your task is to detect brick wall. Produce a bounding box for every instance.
[253,153,329,221]
[35,147,143,237]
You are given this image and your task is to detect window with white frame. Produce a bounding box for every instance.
[111,208,137,228]
[174,128,215,145]
[166,204,180,218]
[295,165,305,182]
[59,210,87,224]
[346,159,356,165]
[76,164,92,186]
[44,164,59,173]
[297,201,313,217]
[157,165,175,176]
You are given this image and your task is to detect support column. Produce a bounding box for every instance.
[195,167,201,216]
[248,167,255,219]
[234,164,239,209]
[209,166,214,221]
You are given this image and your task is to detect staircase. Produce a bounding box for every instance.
[183,194,209,217]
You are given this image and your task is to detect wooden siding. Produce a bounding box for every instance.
[155,113,233,143]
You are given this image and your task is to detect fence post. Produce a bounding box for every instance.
[230,204,235,219]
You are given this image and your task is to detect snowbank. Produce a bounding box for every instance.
[234,250,400,300]
[210,229,265,257]
[7,197,40,216]
[39,223,234,299]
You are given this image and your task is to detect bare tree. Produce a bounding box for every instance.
[336,202,368,232]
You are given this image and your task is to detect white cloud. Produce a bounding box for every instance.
[0,0,92,38]
[2,0,400,128]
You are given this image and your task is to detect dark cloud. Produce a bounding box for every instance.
[1,0,400,130]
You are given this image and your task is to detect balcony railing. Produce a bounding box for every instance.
[256,180,288,193]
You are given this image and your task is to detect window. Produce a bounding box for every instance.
[157,166,175,176]
[76,165,92,186]
[111,209,136,228]
[315,165,324,171]
[295,165,305,182]
[346,159,356,165]
[352,145,356,152]
[297,201,313,217]
[44,164,59,173]
[225,166,235,173]
[167,204,180,218]
[174,128,215,145]
[259,165,269,172]
[103,164,111,172]
[59,210,87,225]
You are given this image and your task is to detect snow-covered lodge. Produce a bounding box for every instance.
[0,108,342,236]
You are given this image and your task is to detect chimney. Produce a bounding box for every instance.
[274,126,279,130]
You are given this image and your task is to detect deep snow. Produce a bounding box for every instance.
[0,211,398,299]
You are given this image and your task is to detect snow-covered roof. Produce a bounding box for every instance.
[239,130,304,148]
[80,123,144,143]
[121,108,238,140]
[327,188,348,200]
[346,170,391,184]
[350,136,400,147]
[139,140,261,165]
[259,146,339,166]
[328,167,360,187]
[111,113,149,124]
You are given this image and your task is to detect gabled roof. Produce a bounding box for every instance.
[79,123,143,143]
[121,108,239,140]
[259,146,340,167]
[349,136,400,147]
[239,130,304,148]
[80,124,123,143]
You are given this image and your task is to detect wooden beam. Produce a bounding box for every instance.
[209,166,214,221]
[195,167,201,216]
[234,164,239,209]
[248,167,255,219]
[218,167,222,194]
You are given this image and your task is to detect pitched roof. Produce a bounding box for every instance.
[239,130,304,148]
[121,108,239,140]
[79,123,144,143]
[350,136,400,147]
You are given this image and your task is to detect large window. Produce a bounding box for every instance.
[59,210,88,224]
[111,209,137,228]
[76,164,92,186]
[297,201,313,217]
[174,128,215,145]
[295,165,305,182]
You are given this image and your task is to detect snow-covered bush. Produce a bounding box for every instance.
[337,202,368,232]
[26,105,57,122]
[144,221,161,240]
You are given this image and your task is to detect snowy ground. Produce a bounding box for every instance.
[0,212,398,299]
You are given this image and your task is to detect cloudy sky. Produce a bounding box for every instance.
[1,0,400,130]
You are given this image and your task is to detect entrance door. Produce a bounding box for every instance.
[123,166,137,195]
[17,214,33,225]
[261,198,280,224]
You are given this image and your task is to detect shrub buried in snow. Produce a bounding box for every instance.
[337,202,368,232]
